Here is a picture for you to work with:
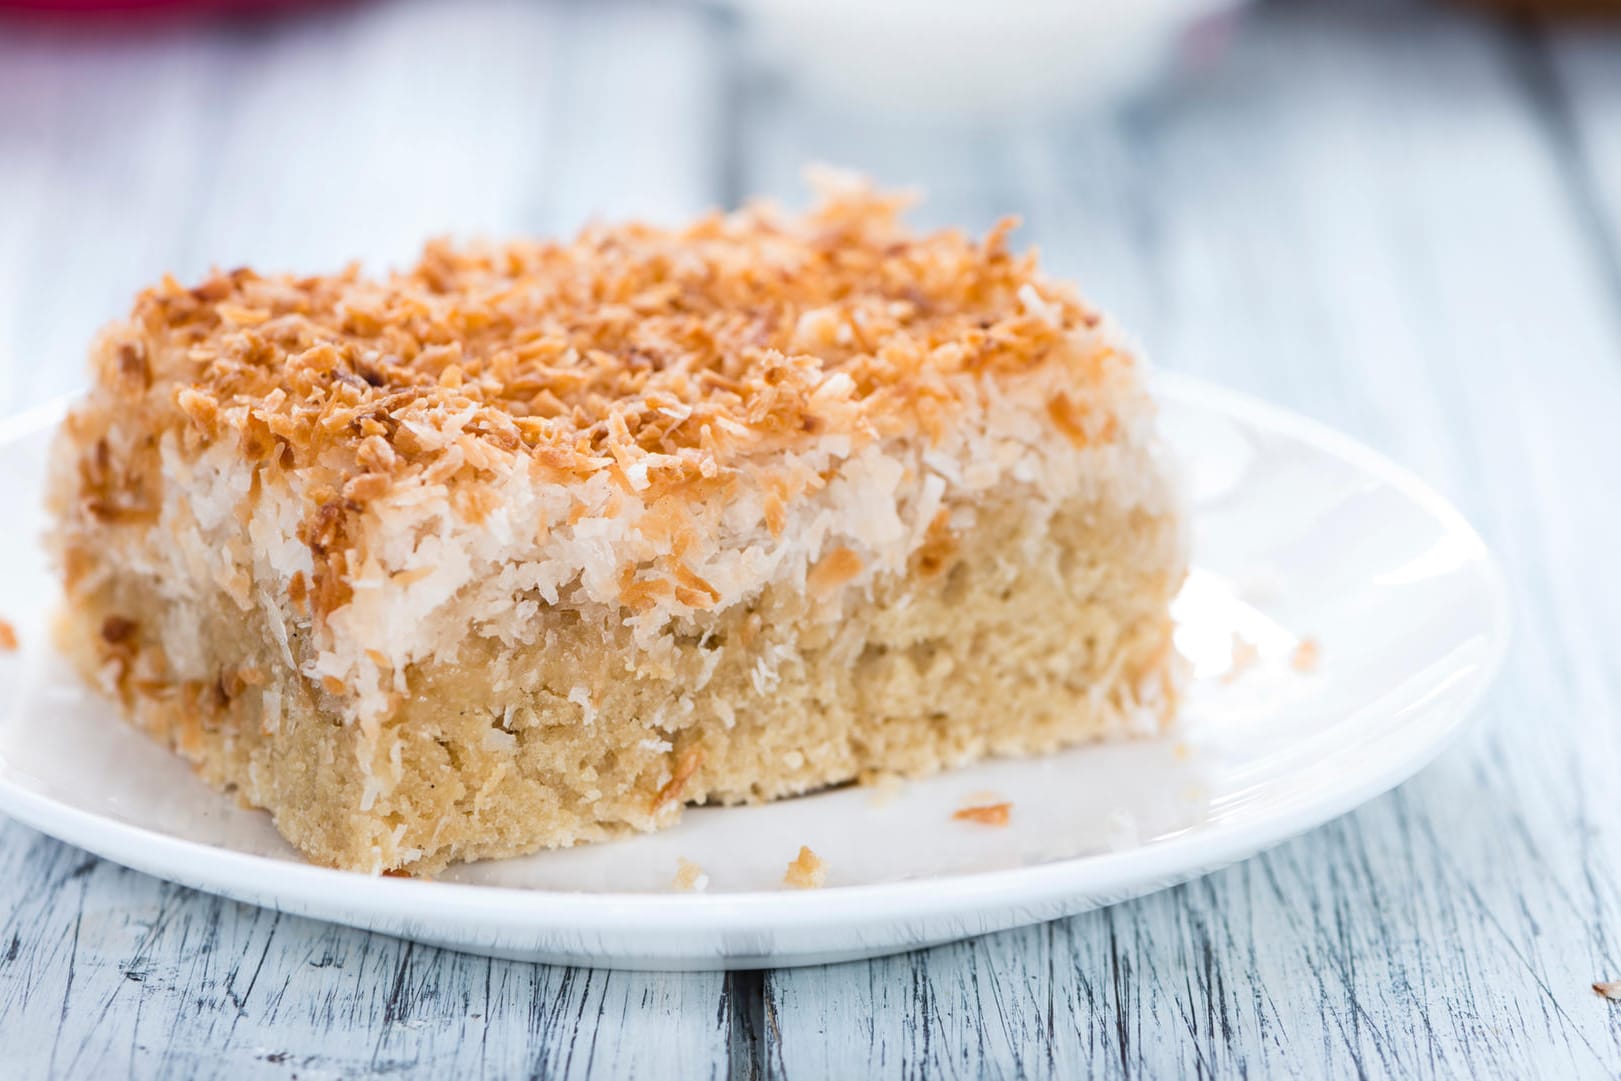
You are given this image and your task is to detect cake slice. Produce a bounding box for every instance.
[46,177,1187,875]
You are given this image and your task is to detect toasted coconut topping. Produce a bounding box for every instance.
[96,177,1106,526]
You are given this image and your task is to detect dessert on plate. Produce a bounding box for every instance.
[46,175,1187,875]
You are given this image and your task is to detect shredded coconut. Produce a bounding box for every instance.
[567,685,597,725]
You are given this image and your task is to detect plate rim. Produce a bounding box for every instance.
[0,372,1512,936]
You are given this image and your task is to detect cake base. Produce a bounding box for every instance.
[60,491,1181,875]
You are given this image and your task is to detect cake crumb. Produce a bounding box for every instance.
[1172,741,1192,761]
[953,802,1012,827]
[0,619,16,652]
[783,845,826,889]
[1221,634,1260,684]
[1595,979,1621,1001]
[861,770,905,808]
[1291,636,1321,674]
[672,858,709,893]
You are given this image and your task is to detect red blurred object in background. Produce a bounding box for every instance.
[0,0,315,12]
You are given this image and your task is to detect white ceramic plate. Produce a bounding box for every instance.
[0,375,1508,971]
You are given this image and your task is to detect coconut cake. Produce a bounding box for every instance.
[45,176,1187,875]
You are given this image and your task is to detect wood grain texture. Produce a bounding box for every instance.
[4,0,1621,1077]
[0,831,743,1080]
[746,5,1621,1078]
[1545,25,1621,294]
[0,3,740,1079]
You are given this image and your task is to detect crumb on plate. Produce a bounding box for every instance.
[1595,979,1621,1001]
[1221,634,1260,684]
[784,845,826,889]
[860,769,906,808]
[952,802,1012,827]
[0,618,16,652]
[673,857,709,893]
[1291,636,1321,674]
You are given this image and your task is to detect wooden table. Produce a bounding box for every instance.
[2,1,1620,1076]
